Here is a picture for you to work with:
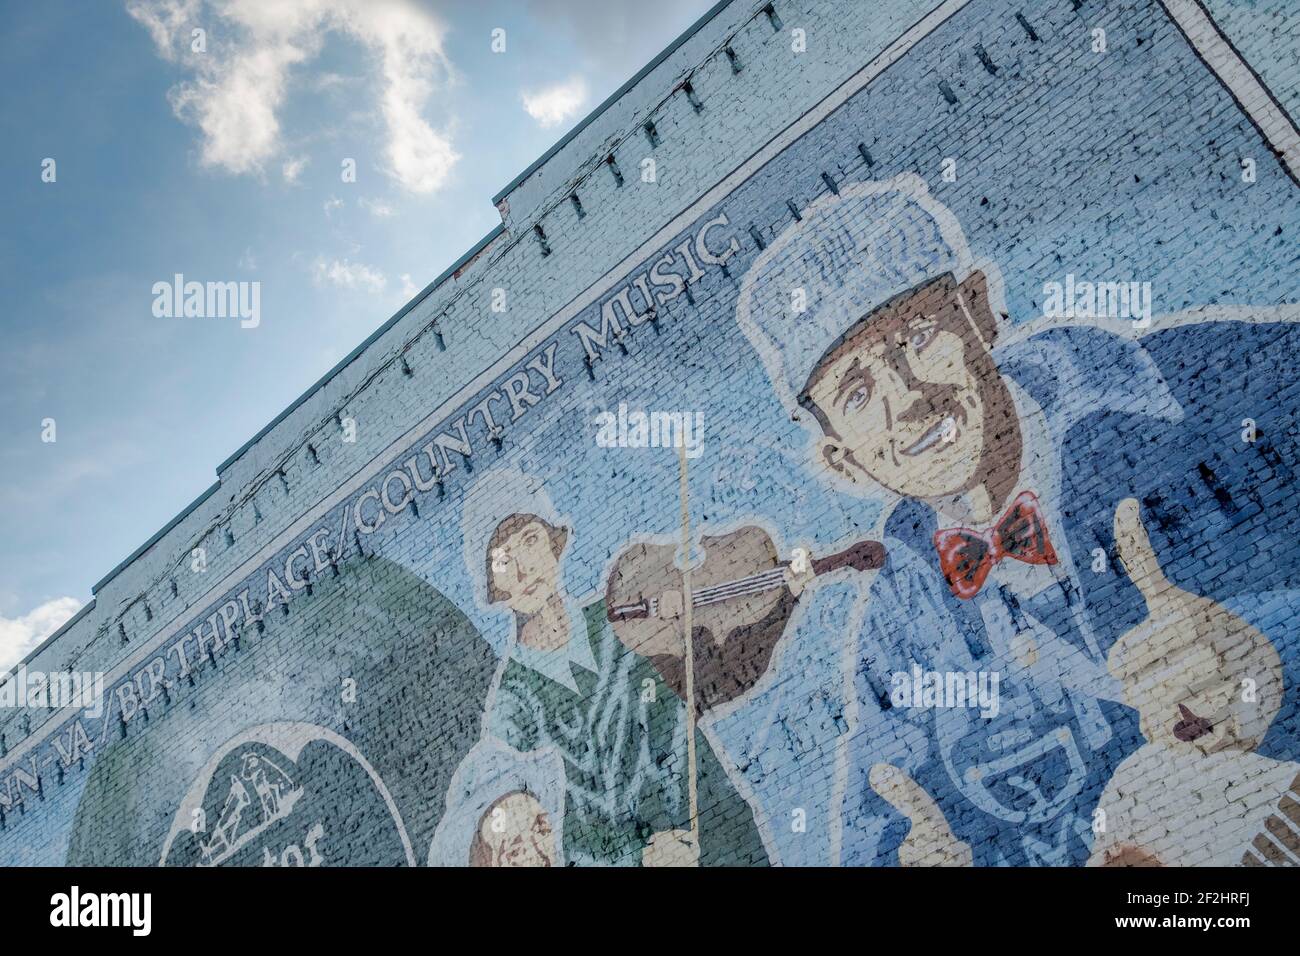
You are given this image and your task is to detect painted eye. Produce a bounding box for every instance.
[907,324,936,351]
[843,384,870,412]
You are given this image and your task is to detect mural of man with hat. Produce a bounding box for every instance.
[736,173,1300,865]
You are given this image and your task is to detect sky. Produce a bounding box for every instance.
[0,0,713,668]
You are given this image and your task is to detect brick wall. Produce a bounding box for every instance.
[5,0,1300,867]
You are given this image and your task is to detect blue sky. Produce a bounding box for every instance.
[0,0,709,666]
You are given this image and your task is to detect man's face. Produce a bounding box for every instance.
[491,520,562,616]
[803,272,1005,501]
[479,792,555,867]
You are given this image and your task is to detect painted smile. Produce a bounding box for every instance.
[902,415,957,457]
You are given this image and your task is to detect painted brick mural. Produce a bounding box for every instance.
[5,0,1300,868]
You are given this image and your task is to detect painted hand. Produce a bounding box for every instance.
[870,763,973,866]
[1109,497,1277,753]
[783,562,816,598]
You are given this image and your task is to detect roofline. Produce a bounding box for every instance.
[89,222,505,599]
[2,597,97,684]
[91,481,219,595]
[76,0,744,604]
[490,0,738,204]
[215,222,506,476]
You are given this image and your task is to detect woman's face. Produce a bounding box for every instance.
[490,520,562,616]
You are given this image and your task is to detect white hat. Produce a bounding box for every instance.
[427,737,567,866]
[460,466,567,610]
[736,173,975,420]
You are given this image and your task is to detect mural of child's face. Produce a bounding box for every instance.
[476,792,555,867]
[802,272,1007,501]
[490,519,563,617]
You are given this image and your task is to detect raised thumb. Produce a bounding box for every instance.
[1113,497,1170,607]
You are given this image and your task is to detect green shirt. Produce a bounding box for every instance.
[487,600,767,866]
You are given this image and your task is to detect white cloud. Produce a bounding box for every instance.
[123,0,201,56]
[399,273,419,298]
[359,196,394,218]
[323,195,344,216]
[312,71,353,92]
[312,258,387,293]
[126,0,458,192]
[521,76,589,129]
[0,598,83,672]
[282,155,309,183]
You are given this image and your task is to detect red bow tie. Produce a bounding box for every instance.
[933,491,1058,600]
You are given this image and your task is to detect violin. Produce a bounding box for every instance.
[604,526,884,710]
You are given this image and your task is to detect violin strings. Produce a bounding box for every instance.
[702,568,787,593]
[611,568,790,615]
[690,569,787,603]
[691,569,788,606]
